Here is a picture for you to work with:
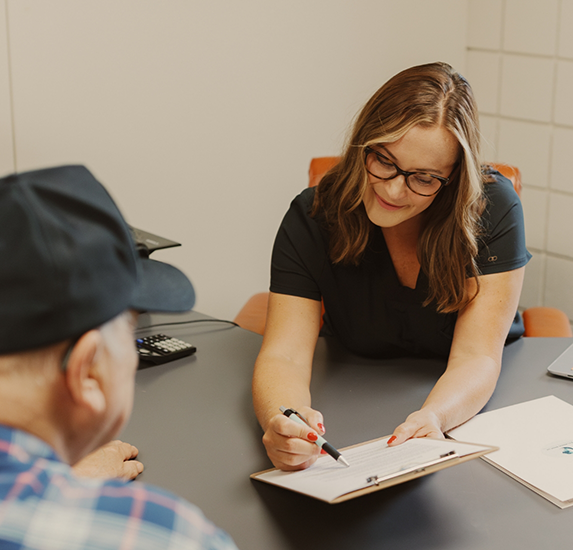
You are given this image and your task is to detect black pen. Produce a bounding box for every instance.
[280,406,350,467]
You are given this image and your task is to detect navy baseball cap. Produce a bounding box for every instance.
[0,165,195,354]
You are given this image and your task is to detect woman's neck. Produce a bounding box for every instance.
[381,215,422,289]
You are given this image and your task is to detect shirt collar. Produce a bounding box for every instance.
[0,423,62,464]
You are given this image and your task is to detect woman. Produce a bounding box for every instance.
[252,62,530,471]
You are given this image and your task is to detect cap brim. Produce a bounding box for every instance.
[130,258,195,313]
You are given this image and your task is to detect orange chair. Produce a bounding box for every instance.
[308,156,339,188]
[233,292,269,336]
[234,159,572,337]
[522,307,572,337]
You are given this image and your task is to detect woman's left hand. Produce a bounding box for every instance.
[387,408,444,446]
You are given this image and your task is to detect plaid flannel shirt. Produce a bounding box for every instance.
[0,425,238,550]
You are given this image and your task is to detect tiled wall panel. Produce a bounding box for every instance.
[558,0,573,58]
[467,0,503,50]
[466,50,501,115]
[499,55,554,122]
[468,0,573,321]
[497,119,551,186]
[545,256,573,318]
[503,0,559,56]
[554,61,573,127]
[550,127,573,193]
[547,193,573,257]
[520,252,545,309]
[520,187,548,251]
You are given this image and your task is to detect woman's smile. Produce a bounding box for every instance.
[373,191,406,211]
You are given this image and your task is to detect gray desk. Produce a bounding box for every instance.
[123,311,573,549]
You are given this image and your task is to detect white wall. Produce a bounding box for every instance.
[1,0,469,320]
[0,0,14,174]
[466,0,573,320]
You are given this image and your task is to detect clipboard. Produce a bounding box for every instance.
[251,436,497,504]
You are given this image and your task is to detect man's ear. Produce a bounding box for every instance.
[64,330,106,415]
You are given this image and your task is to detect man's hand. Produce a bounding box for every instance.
[72,440,144,480]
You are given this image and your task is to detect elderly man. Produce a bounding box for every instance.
[0,166,237,549]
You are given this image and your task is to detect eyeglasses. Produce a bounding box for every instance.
[61,339,79,372]
[364,146,453,197]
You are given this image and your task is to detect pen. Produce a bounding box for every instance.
[280,406,350,467]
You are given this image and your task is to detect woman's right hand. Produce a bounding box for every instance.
[262,406,326,470]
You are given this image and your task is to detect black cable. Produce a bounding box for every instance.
[136,318,239,332]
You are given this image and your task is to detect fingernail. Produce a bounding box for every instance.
[321,449,327,454]
[387,436,397,444]
[317,423,325,433]
[307,432,318,442]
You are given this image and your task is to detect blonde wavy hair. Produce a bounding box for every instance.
[312,62,485,313]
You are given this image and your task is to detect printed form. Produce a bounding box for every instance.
[252,437,493,503]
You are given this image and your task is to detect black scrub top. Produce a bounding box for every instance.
[269,173,531,359]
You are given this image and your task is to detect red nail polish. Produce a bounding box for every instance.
[321,449,327,454]
[307,432,318,442]
[388,436,397,444]
[317,423,325,433]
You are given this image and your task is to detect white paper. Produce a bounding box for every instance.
[449,395,573,507]
[253,437,490,502]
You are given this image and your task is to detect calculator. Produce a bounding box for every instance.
[136,334,196,365]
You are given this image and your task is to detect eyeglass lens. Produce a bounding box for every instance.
[365,149,443,197]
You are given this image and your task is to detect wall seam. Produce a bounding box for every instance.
[468,47,573,63]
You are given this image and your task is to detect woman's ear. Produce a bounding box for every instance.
[64,330,106,415]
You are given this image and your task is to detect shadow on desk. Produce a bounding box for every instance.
[252,475,467,550]
[310,337,449,446]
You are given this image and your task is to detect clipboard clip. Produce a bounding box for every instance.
[365,450,460,486]
[366,475,384,486]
